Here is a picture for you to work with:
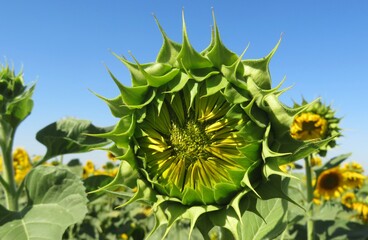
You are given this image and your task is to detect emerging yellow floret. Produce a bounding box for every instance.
[290,112,327,140]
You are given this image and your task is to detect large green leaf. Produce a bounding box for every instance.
[0,166,88,240]
[36,117,111,160]
[241,197,288,240]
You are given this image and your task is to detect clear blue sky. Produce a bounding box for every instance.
[1,1,367,169]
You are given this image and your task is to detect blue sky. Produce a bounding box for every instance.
[1,1,368,169]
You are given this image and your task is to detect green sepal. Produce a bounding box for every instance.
[242,38,281,90]
[175,12,213,70]
[205,11,239,68]
[261,125,291,162]
[240,161,262,198]
[183,67,219,82]
[263,159,299,180]
[91,114,135,149]
[204,74,228,97]
[107,67,156,109]
[241,98,267,128]
[165,72,190,93]
[213,182,239,205]
[91,91,132,118]
[154,15,183,65]
[120,84,151,109]
[128,54,180,87]
[115,55,177,87]
[112,55,147,86]
[88,160,138,196]
[223,84,251,104]
[220,47,247,88]
[122,179,158,207]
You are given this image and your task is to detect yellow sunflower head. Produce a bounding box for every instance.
[341,162,366,189]
[314,167,346,200]
[82,160,95,178]
[12,147,32,184]
[341,192,356,209]
[291,99,341,156]
[93,12,336,238]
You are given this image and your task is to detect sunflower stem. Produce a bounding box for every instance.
[0,121,19,211]
[304,155,315,240]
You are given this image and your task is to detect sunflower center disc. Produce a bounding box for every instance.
[170,120,211,165]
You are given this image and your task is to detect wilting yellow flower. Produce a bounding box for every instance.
[341,192,356,208]
[314,167,346,200]
[290,112,328,140]
[310,156,322,167]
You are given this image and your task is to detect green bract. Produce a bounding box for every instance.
[94,12,334,239]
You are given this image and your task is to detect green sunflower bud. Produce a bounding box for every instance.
[93,12,336,239]
[0,65,26,102]
[0,63,35,128]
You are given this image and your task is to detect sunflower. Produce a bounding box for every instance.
[340,162,366,189]
[93,12,334,238]
[310,155,322,167]
[314,167,346,200]
[290,112,327,140]
[291,99,341,156]
[343,171,366,189]
[352,202,368,223]
[82,160,95,178]
[341,192,356,208]
[8,147,32,184]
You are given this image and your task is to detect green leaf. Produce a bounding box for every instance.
[0,166,88,240]
[242,197,288,240]
[36,117,111,160]
[242,38,281,90]
[83,175,114,201]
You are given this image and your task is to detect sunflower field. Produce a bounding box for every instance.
[1,12,368,240]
